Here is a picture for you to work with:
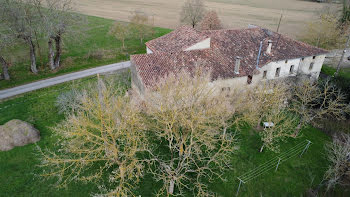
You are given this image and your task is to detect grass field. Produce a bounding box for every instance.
[74,0,339,38]
[0,15,171,90]
[0,71,343,196]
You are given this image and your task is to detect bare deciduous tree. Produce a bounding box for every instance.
[109,21,131,49]
[239,81,291,131]
[300,13,349,50]
[259,111,297,152]
[0,28,14,80]
[290,79,350,135]
[0,0,41,73]
[130,11,153,44]
[39,78,149,196]
[180,0,206,28]
[133,68,238,196]
[324,132,350,190]
[38,0,82,70]
[200,10,223,30]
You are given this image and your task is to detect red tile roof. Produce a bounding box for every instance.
[133,26,328,88]
[145,25,209,53]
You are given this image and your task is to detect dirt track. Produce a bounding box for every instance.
[74,0,338,38]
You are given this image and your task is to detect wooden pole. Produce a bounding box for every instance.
[335,35,350,76]
[276,11,283,33]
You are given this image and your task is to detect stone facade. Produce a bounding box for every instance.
[131,26,328,93]
[211,55,326,91]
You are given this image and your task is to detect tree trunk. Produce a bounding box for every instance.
[169,179,175,194]
[122,38,125,49]
[34,29,43,67]
[256,117,263,130]
[48,38,55,70]
[294,121,302,136]
[54,34,62,69]
[28,38,38,74]
[0,55,10,80]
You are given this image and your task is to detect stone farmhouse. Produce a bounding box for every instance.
[130,25,328,93]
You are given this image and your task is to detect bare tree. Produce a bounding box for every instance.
[35,0,82,70]
[129,11,153,44]
[299,13,349,50]
[39,78,149,196]
[239,81,291,131]
[0,25,14,80]
[0,0,42,74]
[324,132,350,191]
[200,10,223,30]
[180,0,206,28]
[109,21,132,49]
[259,111,297,152]
[133,68,237,196]
[290,79,350,135]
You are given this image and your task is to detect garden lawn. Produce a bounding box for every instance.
[0,15,171,90]
[0,73,333,196]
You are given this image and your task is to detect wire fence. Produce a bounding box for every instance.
[235,139,312,196]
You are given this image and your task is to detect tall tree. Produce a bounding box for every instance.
[35,0,82,70]
[0,0,41,74]
[200,10,223,30]
[134,68,237,196]
[180,0,206,28]
[0,21,14,80]
[39,78,149,196]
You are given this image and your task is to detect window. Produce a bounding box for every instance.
[302,58,304,61]
[309,63,314,71]
[221,87,230,92]
[247,75,253,84]
[285,60,288,64]
[275,67,281,77]
[289,65,294,74]
[313,56,316,59]
[263,70,267,79]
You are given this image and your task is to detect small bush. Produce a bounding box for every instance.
[55,89,83,114]
[84,49,115,60]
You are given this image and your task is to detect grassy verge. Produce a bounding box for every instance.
[0,15,171,90]
[0,72,336,196]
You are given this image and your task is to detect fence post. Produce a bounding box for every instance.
[275,158,281,171]
[236,178,245,196]
[300,140,311,157]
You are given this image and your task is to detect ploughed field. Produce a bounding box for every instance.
[75,0,338,38]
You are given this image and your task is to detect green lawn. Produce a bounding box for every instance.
[321,65,350,79]
[0,15,171,90]
[0,71,338,196]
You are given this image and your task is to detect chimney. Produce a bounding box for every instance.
[266,40,272,55]
[234,56,241,74]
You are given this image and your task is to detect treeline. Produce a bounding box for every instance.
[0,0,82,80]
